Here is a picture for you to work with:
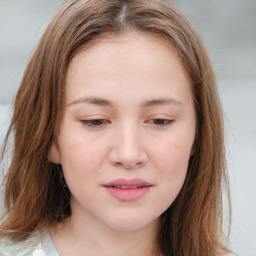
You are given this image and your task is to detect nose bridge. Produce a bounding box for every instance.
[110,120,147,168]
[119,121,139,153]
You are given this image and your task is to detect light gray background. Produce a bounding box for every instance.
[0,1,255,255]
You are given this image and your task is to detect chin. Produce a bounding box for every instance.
[104,213,159,232]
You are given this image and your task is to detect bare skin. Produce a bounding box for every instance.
[49,31,196,256]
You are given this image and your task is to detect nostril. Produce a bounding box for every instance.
[108,141,148,169]
[114,161,144,169]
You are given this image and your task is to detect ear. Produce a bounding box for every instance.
[48,141,61,164]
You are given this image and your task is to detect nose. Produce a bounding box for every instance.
[108,124,148,169]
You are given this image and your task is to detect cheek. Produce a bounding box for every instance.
[155,135,192,167]
[157,141,191,207]
[58,132,108,181]
[151,133,193,186]
[60,141,108,202]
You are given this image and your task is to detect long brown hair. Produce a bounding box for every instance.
[1,0,231,255]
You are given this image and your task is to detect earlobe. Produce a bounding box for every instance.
[48,141,61,164]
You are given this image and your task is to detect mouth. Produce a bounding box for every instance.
[107,185,150,189]
[103,178,153,201]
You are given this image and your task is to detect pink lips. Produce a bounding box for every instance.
[103,178,152,202]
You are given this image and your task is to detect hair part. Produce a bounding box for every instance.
[1,0,231,255]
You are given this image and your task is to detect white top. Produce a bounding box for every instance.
[0,229,59,256]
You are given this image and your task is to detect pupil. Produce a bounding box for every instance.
[92,120,103,125]
[155,119,165,124]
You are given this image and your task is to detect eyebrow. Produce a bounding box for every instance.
[68,97,114,107]
[141,98,183,108]
[67,96,183,108]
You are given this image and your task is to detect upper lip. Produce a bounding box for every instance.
[103,178,152,187]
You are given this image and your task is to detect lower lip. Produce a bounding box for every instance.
[104,186,152,201]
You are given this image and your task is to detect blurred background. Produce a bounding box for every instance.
[0,0,255,255]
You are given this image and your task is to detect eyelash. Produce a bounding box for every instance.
[146,119,174,126]
[81,119,110,127]
[81,119,174,127]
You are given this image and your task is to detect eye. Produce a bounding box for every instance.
[147,119,174,127]
[81,119,110,127]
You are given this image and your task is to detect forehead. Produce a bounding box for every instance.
[65,32,192,104]
[67,31,188,75]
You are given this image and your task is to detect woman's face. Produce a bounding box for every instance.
[49,32,196,232]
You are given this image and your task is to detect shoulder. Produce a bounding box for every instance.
[0,230,59,256]
[0,234,40,256]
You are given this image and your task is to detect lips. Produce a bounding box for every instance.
[104,178,151,186]
[110,185,145,189]
[103,178,153,201]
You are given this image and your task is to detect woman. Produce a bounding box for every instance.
[0,0,231,255]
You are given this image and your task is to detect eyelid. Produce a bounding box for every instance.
[144,113,175,127]
[156,119,174,124]
[80,117,111,127]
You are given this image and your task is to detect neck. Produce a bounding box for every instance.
[51,210,161,256]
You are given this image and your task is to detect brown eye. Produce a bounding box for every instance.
[81,119,110,127]
[149,119,174,126]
